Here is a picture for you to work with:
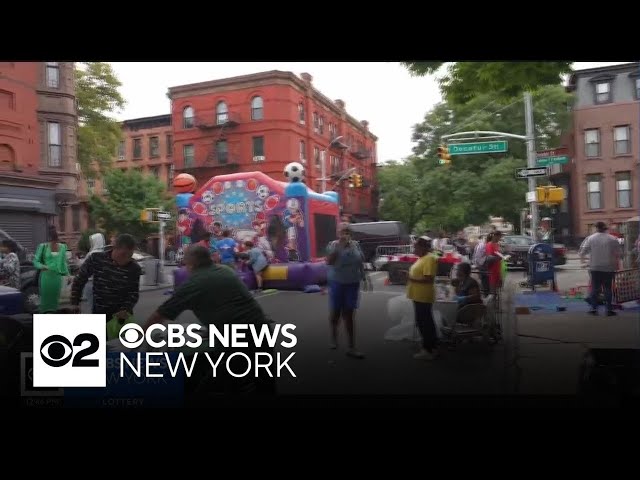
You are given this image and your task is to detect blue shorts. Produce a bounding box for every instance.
[328,281,360,312]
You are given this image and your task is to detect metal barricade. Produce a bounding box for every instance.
[375,244,414,257]
[613,268,640,304]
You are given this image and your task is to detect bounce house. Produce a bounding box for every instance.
[172,162,340,291]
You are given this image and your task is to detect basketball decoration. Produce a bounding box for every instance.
[192,202,208,216]
[246,178,258,192]
[173,173,197,193]
[264,195,279,210]
[212,182,224,195]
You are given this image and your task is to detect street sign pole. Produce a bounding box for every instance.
[524,92,538,242]
[159,209,165,284]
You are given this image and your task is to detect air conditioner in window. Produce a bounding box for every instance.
[253,156,266,162]
[75,163,80,172]
[118,155,125,160]
[299,120,305,125]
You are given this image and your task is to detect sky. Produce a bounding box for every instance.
[109,62,628,163]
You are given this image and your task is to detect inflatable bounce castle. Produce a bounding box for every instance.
[172,162,340,290]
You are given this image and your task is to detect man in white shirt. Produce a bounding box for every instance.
[579,221,622,316]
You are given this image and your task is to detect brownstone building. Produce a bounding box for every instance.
[564,62,639,238]
[0,62,78,252]
[78,114,174,233]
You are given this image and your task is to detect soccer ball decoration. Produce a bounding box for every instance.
[257,185,270,199]
[284,162,305,183]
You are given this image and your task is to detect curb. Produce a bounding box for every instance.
[140,284,173,292]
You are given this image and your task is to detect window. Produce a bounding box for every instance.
[319,116,324,135]
[133,138,142,159]
[252,136,264,159]
[616,172,632,208]
[595,82,611,104]
[183,144,194,168]
[298,102,305,124]
[585,129,600,158]
[48,122,61,167]
[166,134,173,157]
[183,106,194,129]
[87,179,95,194]
[635,78,640,100]
[72,205,81,232]
[314,146,320,169]
[46,62,59,88]
[216,140,228,164]
[313,112,319,133]
[614,126,630,155]
[57,205,66,233]
[331,155,339,174]
[299,140,306,163]
[149,136,159,158]
[587,174,602,210]
[150,166,160,178]
[168,164,175,188]
[329,122,336,138]
[251,96,263,121]
[216,101,228,125]
[117,140,125,160]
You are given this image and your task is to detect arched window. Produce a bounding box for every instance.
[216,101,228,125]
[183,106,194,129]
[251,96,263,121]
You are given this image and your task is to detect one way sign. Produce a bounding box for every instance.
[515,167,548,179]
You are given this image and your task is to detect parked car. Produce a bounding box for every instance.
[500,235,567,269]
[0,285,24,316]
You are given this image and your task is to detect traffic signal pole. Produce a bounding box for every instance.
[441,90,539,242]
[523,92,539,242]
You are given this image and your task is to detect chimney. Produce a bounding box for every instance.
[360,120,369,130]
[335,99,345,109]
[300,72,313,84]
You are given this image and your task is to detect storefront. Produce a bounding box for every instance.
[0,185,57,255]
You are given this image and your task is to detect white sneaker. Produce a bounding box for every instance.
[413,349,436,361]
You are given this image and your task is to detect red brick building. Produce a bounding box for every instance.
[168,71,379,221]
[564,62,639,238]
[0,62,78,252]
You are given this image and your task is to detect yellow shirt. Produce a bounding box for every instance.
[406,254,437,303]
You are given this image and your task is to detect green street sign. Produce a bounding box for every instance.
[536,155,569,166]
[448,141,508,155]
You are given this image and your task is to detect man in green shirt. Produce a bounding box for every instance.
[143,245,275,395]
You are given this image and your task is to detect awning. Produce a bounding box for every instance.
[625,216,639,222]
[0,197,44,212]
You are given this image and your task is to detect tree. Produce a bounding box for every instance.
[76,62,126,178]
[89,170,173,241]
[402,62,573,104]
[390,85,575,232]
[377,160,423,232]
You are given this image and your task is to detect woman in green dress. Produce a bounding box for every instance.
[33,225,69,313]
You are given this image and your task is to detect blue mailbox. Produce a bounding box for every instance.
[527,242,556,291]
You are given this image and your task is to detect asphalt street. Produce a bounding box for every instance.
[127,270,509,396]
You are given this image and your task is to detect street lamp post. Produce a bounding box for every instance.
[320,135,344,192]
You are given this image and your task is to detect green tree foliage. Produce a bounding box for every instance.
[89,170,173,241]
[379,85,574,232]
[402,62,573,104]
[76,62,126,178]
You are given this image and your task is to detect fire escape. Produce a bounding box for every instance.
[182,110,242,177]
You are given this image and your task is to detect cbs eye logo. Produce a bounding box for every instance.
[40,333,100,368]
[32,314,106,388]
[118,324,145,349]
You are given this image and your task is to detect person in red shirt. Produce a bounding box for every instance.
[484,230,504,294]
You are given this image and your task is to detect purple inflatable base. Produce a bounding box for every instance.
[172,262,328,291]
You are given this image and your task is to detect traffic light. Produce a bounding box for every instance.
[347,174,355,188]
[354,174,363,188]
[536,186,565,204]
[437,145,451,165]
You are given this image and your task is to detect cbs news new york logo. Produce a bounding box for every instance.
[33,314,107,388]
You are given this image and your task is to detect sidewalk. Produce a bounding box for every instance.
[511,306,640,394]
